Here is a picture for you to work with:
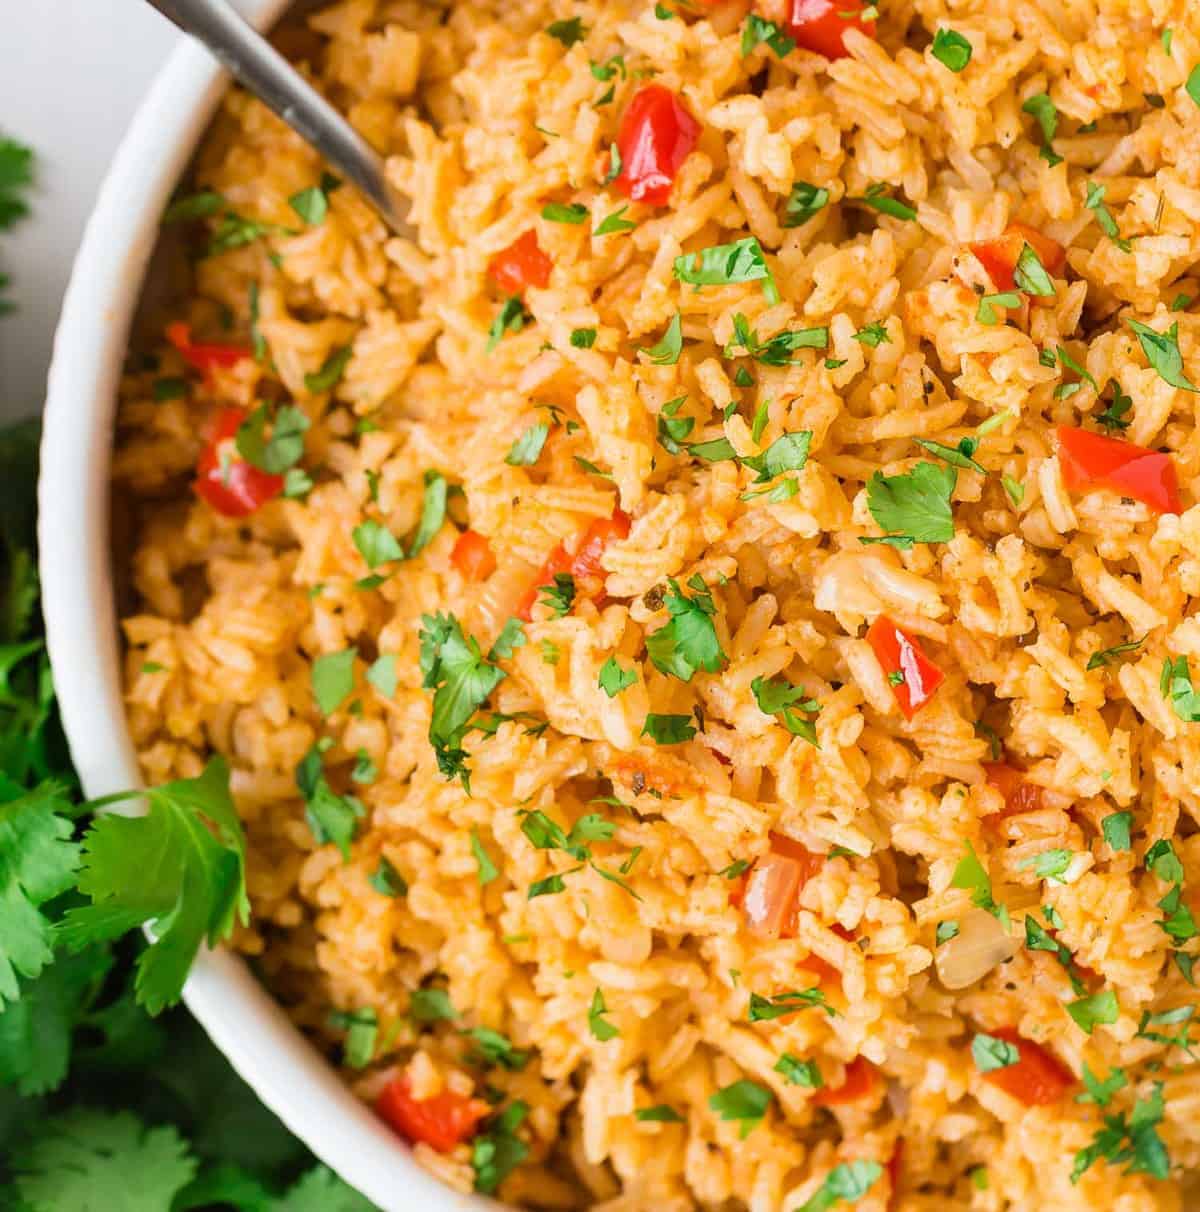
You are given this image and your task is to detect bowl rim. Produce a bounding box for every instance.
[38,8,490,1210]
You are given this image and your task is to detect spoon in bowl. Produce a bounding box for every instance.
[144,0,411,235]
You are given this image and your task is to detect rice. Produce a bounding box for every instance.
[112,0,1200,1206]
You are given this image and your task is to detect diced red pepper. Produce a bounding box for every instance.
[982,761,1045,818]
[614,85,701,207]
[517,509,631,620]
[1057,426,1181,515]
[376,1073,489,1152]
[487,230,552,295]
[866,617,945,720]
[969,223,1065,293]
[193,407,283,518]
[450,530,497,581]
[813,1056,880,1106]
[785,0,876,60]
[166,321,250,374]
[979,1027,1074,1106]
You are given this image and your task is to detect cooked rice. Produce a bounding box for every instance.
[112,0,1200,1206]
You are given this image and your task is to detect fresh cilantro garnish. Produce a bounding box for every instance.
[545,17,586,46]
[1013,242,1056,296]
[1096,379,1133,430]
[674,237,779,304]
[976,290,1021,325]
[742,431,811,482]
[162,189,225,224]
[1067,989,1118,1034]
[751,675,820,746]
[470,828,500,885]
[853,321,889,348]
[152,376,189,402]
[487,618,526,663]
[646,576,726,681]
[352,519,404,569]
[235,404,309,474]
[408,469,448,559]
[536,572,576,618]
[590,54,626,80]
[1084,182,1131,252]
[634,1104,685,1122]
[587,988,619,1040]
[1160,654,1200,721]
[951,842,1008,927]
[641,713,697,744]
[487,296,531,352]
[0,135,34,247]
[931,28,971,71]
[57,759,247,1014]
[864,461,956,547]
[574,455,611,478]
[971,1032,1019,1072]
[912,435,985,474]
[795,1160,883,1212]
[418,613,505,787]
[368,856,407,897]
[409,986,456,1022]
[472,1101,530,1194]
[1077,1063,1127,1106]
[366,653,397,697]
[602,143,622,185]
[748,988,833,1021]
[936,920,959,944]
[329,1007,377,1068]
[505,422,550,467]
[1187,66,1200,109]
[656,395,693,454]
[288,175,339,226]
[774,1054,823,1087]
[594,205,636,236]
[311,648,356,715]
[598,656,636,697]
[642,313,683,365]
[783,181,829,227]
[1002,474,1024,506]
[1021,93,1060,163]
[1156,884,1198,944]
[467,1027,529,1071]
[1145,838,1184,883]
[1071,1083,1170,1183]
[1086,635,1142,670]
[725,313,827,365]
[1127,318,1197,391]
[571,327,597,348]
[707,1079,772,1137]
[304,345,352,394]
[541,201,588,224]
[857,183,916,221]
[295,744,364,861]
[719,860,750,879]
[528,871,572,898]
[1018,848,1074,881]
[741,13,795,58]
[1102,811,1133,851]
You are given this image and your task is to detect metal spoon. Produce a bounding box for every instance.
[145,0,410,234]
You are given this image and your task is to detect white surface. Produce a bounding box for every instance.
[37,5,490,1210]
[0,2,179,419]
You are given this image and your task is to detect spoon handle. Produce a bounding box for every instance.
[145,0,409,233]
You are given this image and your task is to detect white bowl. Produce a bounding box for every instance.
[39,7,490,1209]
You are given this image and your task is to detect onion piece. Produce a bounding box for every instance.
[473,555,537,643]
[743,854,802,938]
[934,907,1016,990]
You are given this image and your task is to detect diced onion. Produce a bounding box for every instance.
[474,555,537,642]
[742,854,802,938]
[934,907,1016,990]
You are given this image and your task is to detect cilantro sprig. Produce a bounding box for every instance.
[863,461,956,548]
[645,575,727,682]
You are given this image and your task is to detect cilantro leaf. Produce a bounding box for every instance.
[913,435,985,474]
[541,202,588,224]
[857,183,916,221]
[505,423,550,467]
[303,346,352,394]
[641,313,683,365]
[783,181,829,227]
[55,760,246,1015]
[726,313,827,365]
[488,618,526,662]
[931,28,971,71]
[545,17,586,46]
[328,1007,377,1069]
[853,321,889,348]
[409,987,456,1023]
[598,656,636,697]
[294,746,364,861]
[0,138,34,238]
[971,1032,1019,1072]
[1014,242,1056,296]
[741,13,795,58]
[1084,182,1131,252]
[1071,1083,1170,1183]
[352,519,404,569]
[234,404,309,474]
[366,653,397,697]
[594,206,636,236]
[310,648,356,715]
[795,1160,883,1212]
[1160,654,1200,721]
[641,713,697,744]
[1127,318,1197,391]
[1101,811,1133,851]
[750,675,819,746]
[634,1104,685,1122]
[774,1054,823,1087]
[570,327,597,348]
[951,842,1008,926]
[487,297,531,352]
[742,431,811,482]
[288,181,334,227]
[1021,92,1060,162]
[537,572,576,619]
[674,237,778,303]
[748,988,833,1021]
[588,988,619,1040]
[472,1101,529,1194]
[1096,379,1133,430]
[368,856,407,897]
[1087,636,1142,671]
[708,1080,772,1137]
[1067,989,1118,1034]
[409,470,449,558]
[273,1165,377,1211]
[1076,1063,1127,1106]
[645,577,726,681]
[864,461,956,546]
[976,290,1020,325]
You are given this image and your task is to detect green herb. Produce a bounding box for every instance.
[368,856,407,897]
[598,657,636,697]
[235,404,309,474]
[1156,885,1198,944]
[540,640,560,666]
[1096,379,1134,430]
[329,1007,377,1068]
[303,345,352,393]
[284,466,316,501]
[748,988,833,1022]
[795,1160,883,1212]
[570,327,597,348]
[288,184,331,226]
[602,143,622,185]
[204,209,295,257]
[1077,1063,1127,1106]
[506,422,550,467]
[365,653,397,699]
[1160,654,1200,721]
[1086,635,1142,672]
[1021,93,1059,163]
[1162,28,1173,54]
[162,189,224,224]
[1071,1083,1170,1183]
[352,519,404,569]
[707,1080,772,1138]
[692,437,739,463]
[645,576,726,682]
[546,17,586,46]
[1019,848,1074,881]
[750,675,819,746]
[720,860,750,879]
[295,745,364,861]
[1188,65,1200,109]
[1145,838,1184,884]
[642,313,683,365]
[741,13,795,58]
[951,842,1008,927]
[409,987,456,1023]
[1172,293,1192,311]
[407,470,448,559]
[634,1104,685,1122]
[971,1032,1019,1072]
[853,321,890,348]
[467,1027,528,1071]
[594,205,636,236]
[774,1054,822,1087]
[742,431,811,482]
[783,181,829,227]
[1101,811,1133,851]
[857,183,916,222]
[587,988,619,1040]
[54,760,247,1014]
[418,613,506,788]
[674,237,778,304]
[734,366,755,388]
[1000,474,1024,506]
[487,297,531,352]
[1067,989,1119,1034]
[912,435,985,474]
[488,618,526,662]
[1126,318,1197,391]
[1013,243,1056,296]
[590,54,627,80]
[542,202,589,224]
[537,572,576,618]
[931,28,972,72]
[1084,182,1131,252]
[726,314,828,365]
[527,872,571,899]
[976,290,1021,325]
[153,376,189,402]
[472,1100,530,1193]
[656,395,693,454]
[311,648,356,715]
[641,713,697,744]
[935,920,959,944]
[864,461,956,547]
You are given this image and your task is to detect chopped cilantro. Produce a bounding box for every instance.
[594,205,636,236]
[368,856,407,897]
[707,1080,772,1138]
[1021,93,1059,163]
[751,675,819,746]
[748,988,833,1022]
[235,404,309,474]
[366,653,397,698]
[726,313,827,364]
[409,986,456,1023]
[971,1032,1019,1072]
[536,572,576,618]
[935,920,959,945]
[587,988,619,1040]
[1096,379,1134,430]
[295,745,364,861]
[352,519,404,569]
[774,1054,823,1088]
[931,28,972,72]
[467,1027,528,1071]
[857,183,916,221]
[329,1007,377,1068]
[1127,318,1197,391]
[571,327,597,348]
[505,422,550,467]
[634,1104,685,1122]
[541,202,588,224]
[641,713,697,744]
[951,842,1008,927]
[976,290,1021,325]
[303,345,352,393]
[1013,242,1056,296]
[487,297,531,352]
[472,1101,529,1194]
[1084,182,1131,252]
[1018,848,1074,881]
[310,648,356,715]
[642,313,683,365]
[741,14,795,58]
[853,321,890,348]
[783,181,829,227]
[674,237,779,303]
[795,1160,882,1212]
[645,576,726,682]
[864,460,956,547]
[1067,989,1119,1034]
[912,435,985,474]
[1160,654,1200,721]
[545,17,586,46]
[598,656,636,697]
[1071,1083,1170,1183]
[1077,1063,1127,1106]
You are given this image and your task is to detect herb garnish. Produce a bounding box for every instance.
[863,461,956,547]
[642,313,683,365]
[726,313,828,364]
[795,1161,883,1212]
[1126,318,1197,391]
[646,576,727,682]
[741,14,795,58]
[707,1080,772,1137]
[1084,182,1131,252]
[674,237,779,304]
[235,404,309,474]
[751,675,820,746]
[784,181,829,227]
[931,28,972,72]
